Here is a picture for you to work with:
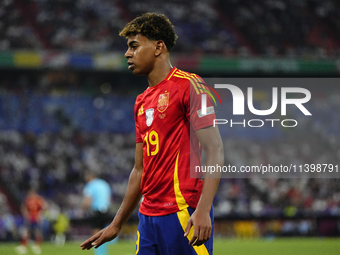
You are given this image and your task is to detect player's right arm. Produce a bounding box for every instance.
[80,142,143,250]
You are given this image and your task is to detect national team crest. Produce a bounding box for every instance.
[157,93,169,112]
[146,108,154,127]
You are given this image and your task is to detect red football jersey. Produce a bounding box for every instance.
[24,194,44,222]
[135,67,216,216]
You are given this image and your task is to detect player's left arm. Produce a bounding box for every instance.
[81,196,92,210]
[184,125,224,246]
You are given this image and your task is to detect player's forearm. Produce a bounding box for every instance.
[109,167,143,230]
[196,178,220,213]
[196,144,224,213]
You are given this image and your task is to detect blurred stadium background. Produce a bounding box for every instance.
[0,0,340,253]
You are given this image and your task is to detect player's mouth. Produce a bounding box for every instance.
[127,62,134,70]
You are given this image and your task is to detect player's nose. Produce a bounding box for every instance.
[125,48,132,58]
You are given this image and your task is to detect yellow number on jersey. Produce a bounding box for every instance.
[144,130,159,156]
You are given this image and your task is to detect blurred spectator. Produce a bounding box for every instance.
[34,0,126,52]
[2,0,338,57]
[0,193,18,242]
[217,0,340,58]
[0,209,18,241]
[0,0,40,50]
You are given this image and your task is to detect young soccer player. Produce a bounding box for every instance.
[16,188,47,255]
[81,13,224,255]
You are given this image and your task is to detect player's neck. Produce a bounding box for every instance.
[147,60,173,87]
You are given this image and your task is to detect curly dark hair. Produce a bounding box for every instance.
[119,13,178,52]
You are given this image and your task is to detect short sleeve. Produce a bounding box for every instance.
[184,76,216,131]
[135,120,142,143]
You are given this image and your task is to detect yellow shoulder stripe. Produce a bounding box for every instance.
[167,67,178,80]
[173,70,206,95]
[176,70,198,78]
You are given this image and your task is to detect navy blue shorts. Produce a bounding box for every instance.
[136,207,213,255]
[24,219,43,235]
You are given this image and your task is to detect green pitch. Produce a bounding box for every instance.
[1,238,340,255]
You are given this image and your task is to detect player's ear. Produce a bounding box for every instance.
[155,40,166,57]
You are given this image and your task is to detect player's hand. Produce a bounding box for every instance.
[184,209,212,246]
[80,225,120,250]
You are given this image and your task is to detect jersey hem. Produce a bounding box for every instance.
[139,205,189,217]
